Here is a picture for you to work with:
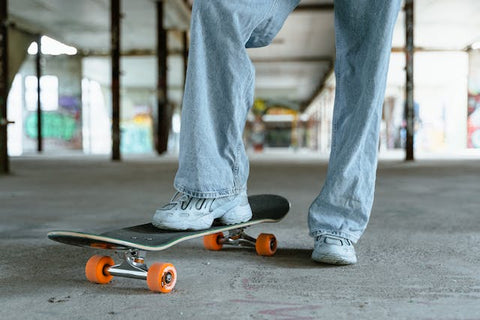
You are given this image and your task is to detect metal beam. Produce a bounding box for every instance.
[36,35,43,153]
[80,48,184,58]
[0,0,9,174]
[295,3,334,11]
[405,0,414,161]
[156,0,169,154]
[111,0,121,161]
[392,46,464,53]
[300,63,334,112]
[80,50,333,66]
[252,56,332,64]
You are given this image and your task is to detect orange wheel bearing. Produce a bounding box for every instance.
[203,232,224,251]
[255,233,277,256]
[85,255,115,284]
[147,263,177,293]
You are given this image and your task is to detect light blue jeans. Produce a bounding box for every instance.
[174,0,402,243]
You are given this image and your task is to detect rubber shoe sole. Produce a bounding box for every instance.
[311,235,357,265]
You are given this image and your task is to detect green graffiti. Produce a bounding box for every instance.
[25,112,77,140]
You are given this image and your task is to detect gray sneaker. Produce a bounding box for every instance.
[312,235,357,265]
[152,191,252,231]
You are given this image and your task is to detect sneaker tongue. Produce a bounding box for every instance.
[324,237,343,246]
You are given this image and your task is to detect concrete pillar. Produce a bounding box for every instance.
[0,0,8,173]
[405,0,415,161]
[36,35,42,153]
[111,0,121,161]
[156,0,169,154]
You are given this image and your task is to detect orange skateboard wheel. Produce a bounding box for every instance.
[203,232,224,251]
[85,255,114,284]
[147,263,177,293]
[255,233,277,256]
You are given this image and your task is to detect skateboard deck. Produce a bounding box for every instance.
[47,194,290,293]
[48,194,289,251]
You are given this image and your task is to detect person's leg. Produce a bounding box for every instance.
[154,0,299,230]
[309,0,402,263]
[174,0,299,199]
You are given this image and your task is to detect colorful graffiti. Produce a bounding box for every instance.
[25,112,77,140]
[120,114,154,154]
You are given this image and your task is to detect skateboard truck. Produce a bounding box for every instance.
[203,228,278,256]
[219,228,257,247]
[107,250,149,280]
[85,249,177,293]
[106,250,175,290]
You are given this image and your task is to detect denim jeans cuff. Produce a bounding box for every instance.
[310,230,360,244]
[174,182,246,199]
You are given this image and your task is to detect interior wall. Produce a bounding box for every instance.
[383,52,468,152]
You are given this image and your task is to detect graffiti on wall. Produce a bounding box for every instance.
[25,112,77,140]
[24,94,81,145]
[120,113,154,154]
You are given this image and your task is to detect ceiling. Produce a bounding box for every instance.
[8,0,480,110]
[9,0,189,52]
[249,7,334,105]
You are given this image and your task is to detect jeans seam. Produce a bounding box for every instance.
[232,69,255,187]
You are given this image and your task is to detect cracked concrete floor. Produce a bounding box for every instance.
[1,154,479,319]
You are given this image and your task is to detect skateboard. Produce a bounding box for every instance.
[47,194,290,293]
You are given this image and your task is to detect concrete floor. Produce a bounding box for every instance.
[1,154,479,319]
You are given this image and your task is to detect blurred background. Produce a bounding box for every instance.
[1,0,480,165]
[2,2,480,317]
